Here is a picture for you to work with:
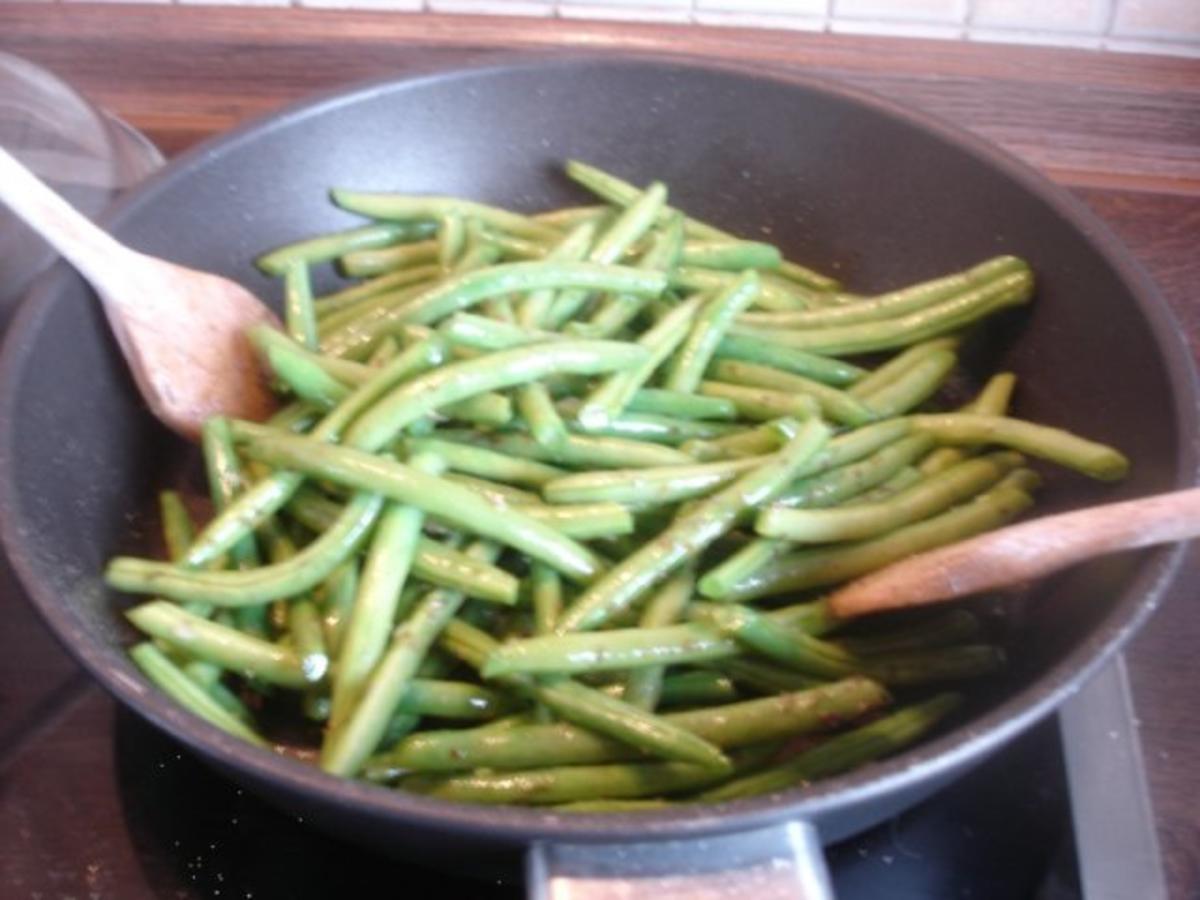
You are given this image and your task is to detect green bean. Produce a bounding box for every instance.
[517,383,568,447]
[317,280,437,338]
[577,296,702,428]
[250,326,349,408]
[439,312,558,351]
[591,181,668,264]
[323,543,497,775]
[286,489,520,604]
[714,473,1038,602]
[565,160,733,240]
[315,264,441,319]
[680,240,781,271]
[439,392,514,429]
[236,429,603,581]
[483,228,551,262]
[833,610,981,657]
[697,693,960,802]
[714,332,865,387]
[366,335,400,367]
[324,262,667,358]
[320,562,358,656]
[407,437,565,487]
[730,269,1033,356]
[531,564,563,637]
[622,569,696,710]
[516,502,634,541]
[566,406,740,445]
[696,603,859,680]
[919,373,1017,475]
[556,420,830,633]
[859,645,1006,686]
[858,349,957,417]
[664,272,759,393]
[344,339,648,451]
[697,381,821,422]
[680,419,795,461]
[911,413,1129,480]
[533,204,608,227]
[756,451,1022,543]
[542,455,766,507]
[181,338,448,570]
[440,619,728,769]
[257,222,432,276]
[432,429,694,469]
[339,239,439,278]
[332,190,561,243]
[577,214,684,338]
[287,598,329,682]
[441,473,541,507]
[670,267,817,314]
[281,261,319,350]
[129,643,267,746]
[739,257,1027,328]
[717,658,823,694]
[402,757,731,805]
[699,433,936,599]
[772,432,935,508]
[627,388,738,421]
[708,359,875,427]
[518,219,599,329]
[127,601,307,687]
[396,678,517,720]
[656,671,739,708]
[159,491,195,561]
[108,492,385,606]
[330,454,444,727]
[438,214,466,267]
[369,677,886,774]
[554,799,672,813]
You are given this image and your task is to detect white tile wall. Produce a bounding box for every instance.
[48,0,1200,57]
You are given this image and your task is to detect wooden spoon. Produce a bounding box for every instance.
[0,146,277,440]
[826,486,1200,619]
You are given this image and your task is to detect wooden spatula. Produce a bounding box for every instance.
[0,146,277,440]
[826,486,1200,619]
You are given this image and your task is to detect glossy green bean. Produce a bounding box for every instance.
[107,492,385,606]
[556,420,831,632]
[911,413,1129,480]
[127,601,307,687]
[330,454,443,727]
[577,296,702,428]
[664,272,760,393]
[282,261,319,350]
[518,219,599,329]
[730,269,1033,356]
[714,472,1039,602]
[697,693,960,802]
[129,643,267,746]
[714,332,865,387]
[236,429,603,581]
[680,240,781,271]
[656,671,739,708]
[344,339,648,452]
[756,451,1022,543]
[369,677,886,774]
[517,383,568,447]
[542,455,767,507]
[332,190,561,243]
[315,263,441,319]
[323,262,667,358]
[738,256,1026,328]
[622,569,696,710]
[407,437,565,486]
[432,429,694,469]
[339,239,439,278]
[708,359,875,426]
[627,388,738,421]
[397,678,517,720]
[858,349,957,417]
[697,381,821,422]
[257,221,431,276]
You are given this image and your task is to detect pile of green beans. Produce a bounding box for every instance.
[108,160,1129,809]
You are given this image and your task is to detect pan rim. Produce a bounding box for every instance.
[0,52,1195,845]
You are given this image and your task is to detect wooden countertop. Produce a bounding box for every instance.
[2,4,1198,896]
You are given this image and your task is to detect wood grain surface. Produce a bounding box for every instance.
[1,4,1197,896]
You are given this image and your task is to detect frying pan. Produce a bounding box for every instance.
[0,57,1195,897]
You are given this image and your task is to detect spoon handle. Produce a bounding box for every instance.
[0,145,132,295]
[827,485,1200,619]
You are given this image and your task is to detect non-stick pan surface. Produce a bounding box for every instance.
[0,57,1194,878]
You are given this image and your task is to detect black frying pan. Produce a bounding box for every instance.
[1,57,1195,896]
